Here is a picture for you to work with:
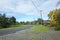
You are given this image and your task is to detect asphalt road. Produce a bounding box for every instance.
[0,25,33,36]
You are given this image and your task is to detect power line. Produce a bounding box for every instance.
[31,0,43,25]
[31,0,39,12]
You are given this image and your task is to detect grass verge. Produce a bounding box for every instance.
[0,24,25,30]
[29,25,49,31]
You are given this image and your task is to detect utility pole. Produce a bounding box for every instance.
[40,10,42,25]
[31,0,43,25]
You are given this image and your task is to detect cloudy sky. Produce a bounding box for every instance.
[0,0,60,22]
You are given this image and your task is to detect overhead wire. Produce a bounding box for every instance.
[30,0,40,12]
[30,0,43,25]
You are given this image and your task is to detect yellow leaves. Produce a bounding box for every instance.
[48,8,60,26]
[52,20,57,25]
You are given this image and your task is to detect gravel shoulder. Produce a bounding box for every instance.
[0,29,60,40]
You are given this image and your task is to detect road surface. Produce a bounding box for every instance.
[0,25,32,36]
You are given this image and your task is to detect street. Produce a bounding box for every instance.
[0,25,32,36]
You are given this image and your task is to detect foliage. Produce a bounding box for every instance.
[19,18,43,25]
[37,18,43,24]
[48,8,60,30]
[48,8,60,27]
[31,18,43,25]
[0,13,16,28]
[55,11,60,25]
[9,16,16,25]
[54,26,60,31]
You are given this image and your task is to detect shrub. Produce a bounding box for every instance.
[54,26,60,31]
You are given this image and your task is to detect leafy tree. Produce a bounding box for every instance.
[0,13,16,28]
[38,18,43,24]
[48,8,60,27]
[9,16,16,25]
[0,14,9,28]
[55,10,60,25]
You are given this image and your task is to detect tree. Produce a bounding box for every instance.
[37,18,43,24]
[55,10,60,25]
[48,8,60,27]
[0,13,16,28]
[0,14,9,28]
[9,16,16,25]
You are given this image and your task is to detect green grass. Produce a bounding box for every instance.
[30,25,49,31]
[0,24,25,30]
[10,24,24,28]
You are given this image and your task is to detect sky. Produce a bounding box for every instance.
[0,0,60,22]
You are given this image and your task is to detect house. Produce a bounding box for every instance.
[42,20,51,25]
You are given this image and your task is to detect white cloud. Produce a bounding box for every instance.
[0,0,60,20]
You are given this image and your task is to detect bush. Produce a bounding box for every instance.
[48,23,55,27]
[54,26,60,31]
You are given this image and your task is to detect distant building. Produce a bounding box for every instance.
[42,20,51,25]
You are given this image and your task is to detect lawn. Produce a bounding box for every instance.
[30,25,49,31]
[10,24,24,28]
[0,24,25,30]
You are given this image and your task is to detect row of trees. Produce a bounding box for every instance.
[0,14,16,28]
[20,18,43,25]
[0,13,44,28]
